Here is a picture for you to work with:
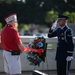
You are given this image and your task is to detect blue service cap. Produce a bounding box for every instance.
[57,14,69,20]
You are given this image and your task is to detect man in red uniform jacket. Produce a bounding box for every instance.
[1,13,43,75]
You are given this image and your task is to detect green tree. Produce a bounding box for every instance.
[45,10,58,23]
[0,0,75,25]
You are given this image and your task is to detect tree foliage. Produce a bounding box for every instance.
[0,0,75,25]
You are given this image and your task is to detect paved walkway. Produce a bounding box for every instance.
[0,70,75,75]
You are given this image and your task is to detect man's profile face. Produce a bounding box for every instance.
[57,19,67,27]
[12,20,18,28]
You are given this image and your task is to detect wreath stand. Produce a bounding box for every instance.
[32,43,50,75]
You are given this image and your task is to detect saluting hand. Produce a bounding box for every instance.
[51,20,57,30]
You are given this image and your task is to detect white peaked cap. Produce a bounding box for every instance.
[5,13,17,23]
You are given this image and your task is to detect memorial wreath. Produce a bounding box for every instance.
[26,36,47,66]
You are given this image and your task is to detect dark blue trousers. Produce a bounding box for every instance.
[56,60,71,75]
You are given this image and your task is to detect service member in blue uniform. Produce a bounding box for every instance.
[48,14,74,75]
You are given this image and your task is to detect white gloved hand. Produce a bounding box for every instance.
[51,20,57,30]
[66,56,73,61]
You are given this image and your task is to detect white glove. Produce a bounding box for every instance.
[51,20,57,30]
[66,56,73,61]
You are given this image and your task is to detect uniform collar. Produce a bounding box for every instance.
[61,25,66,29]
[60,25,68,30]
